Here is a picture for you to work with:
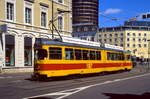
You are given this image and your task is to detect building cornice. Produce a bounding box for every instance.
[99,26,150,32]
[24,0,35,3]
[0,19,71,35]
[39,2,49,8]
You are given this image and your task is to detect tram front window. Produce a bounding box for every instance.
[35,49,47,60]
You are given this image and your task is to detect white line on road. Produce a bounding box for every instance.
[24,73,150,99]
[11,80,22,83]
[0,76,12,79]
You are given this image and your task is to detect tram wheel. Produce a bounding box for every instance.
[38,75,48,81]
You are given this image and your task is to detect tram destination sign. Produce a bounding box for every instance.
[0,24,7,33]
[105,44,123,50]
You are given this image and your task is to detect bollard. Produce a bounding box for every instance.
[0,66,2,73]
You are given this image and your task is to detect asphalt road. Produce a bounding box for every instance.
[65,73,150,99]
[0,65,150,99]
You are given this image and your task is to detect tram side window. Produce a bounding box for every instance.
[49,47,62,60]
[107,52,117,60]
[65,48,74,60]
[34,49,47,60]
[114,53,117,60]
[75,49,82,60]
[90,51,96,60]
[107,52,125,60]
[107,52,113,60]
[83,50,89,60]
[118,54,125,60]
[126,55,131,60]
[96,51,101,60]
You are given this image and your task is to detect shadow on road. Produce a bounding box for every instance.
[25,71,127,82]
[104,92,150,99]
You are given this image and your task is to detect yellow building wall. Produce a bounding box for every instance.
[33,0,40,27]
[0,0,5,22]
[97,29,150,59]
[16,0,24,24]
[97,31,125,46]
[125,30,150,58]
[0,0,72,35]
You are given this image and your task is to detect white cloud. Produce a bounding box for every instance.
[104,8,122,15]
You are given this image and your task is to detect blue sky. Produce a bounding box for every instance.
[99,0,150,27]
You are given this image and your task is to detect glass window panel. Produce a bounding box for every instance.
[49,47,62,60]
[24,37,32,66]
[6,2,14,20]
[34,49,47,60]
[96,51,101,60]
[75,49,82,60]
[65,48,74,60]
[58,16,63,30]
[5,35,15,66]
[41,12,46,27]
[25,7,32,24]
[90,51,96,60]
[83,50,89,60]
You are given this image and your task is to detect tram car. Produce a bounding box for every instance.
[33,38,133,79]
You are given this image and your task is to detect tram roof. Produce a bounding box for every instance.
[35,38,129,53]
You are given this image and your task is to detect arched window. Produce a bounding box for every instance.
[24,37,32,66]
[5,35,15,66]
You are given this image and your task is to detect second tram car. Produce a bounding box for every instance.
[33,38,133,79]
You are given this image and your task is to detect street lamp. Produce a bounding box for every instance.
[147,40,150,71]
[132,49,137,67]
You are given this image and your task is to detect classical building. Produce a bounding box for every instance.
[72,0,99,41]
[0,0,72,72]
[141,12,150,20]
[95,21,150,59]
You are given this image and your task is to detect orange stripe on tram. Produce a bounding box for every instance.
[38,63,132,70]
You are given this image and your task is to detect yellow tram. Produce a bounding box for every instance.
[33,38,133,79]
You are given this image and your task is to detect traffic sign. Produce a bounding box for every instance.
[0,24,7,33]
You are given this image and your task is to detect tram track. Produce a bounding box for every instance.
[24,70,148,93]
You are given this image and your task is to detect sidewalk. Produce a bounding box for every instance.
[0,67,33,74]
[131,63,150,73]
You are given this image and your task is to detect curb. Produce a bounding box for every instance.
[0,68,33,74]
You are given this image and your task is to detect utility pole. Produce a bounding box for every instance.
[49,0,71,40]
[148,40,150,71]
[0,34,3,72]
[51,0,54,39]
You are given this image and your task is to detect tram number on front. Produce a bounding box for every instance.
[86,63,93,69]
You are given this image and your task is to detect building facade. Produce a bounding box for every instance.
[141,12,150,20]
[72,0,99,41]
[0,0,72,71]
[96,23,150,59]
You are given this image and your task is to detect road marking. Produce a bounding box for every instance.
[114,79,121,81]
[11,80,22,83]
[24,73,150,99]
[24,86,89,99]
[0,76,12,79]
[0,77,5,79]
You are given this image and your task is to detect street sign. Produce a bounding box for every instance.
[0,24,7,33]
